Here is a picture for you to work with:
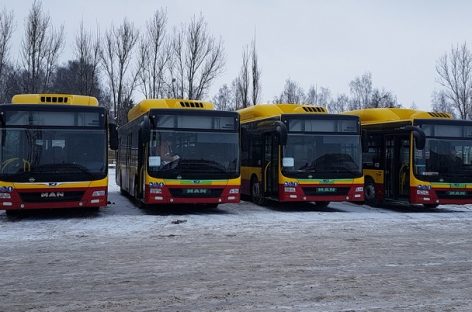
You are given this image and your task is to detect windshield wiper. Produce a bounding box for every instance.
[31,163,96,179]
[181,159,228,173]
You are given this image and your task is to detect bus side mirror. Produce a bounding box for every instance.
[405,126,425,150]
[275,122,288,146]
[140,115,151,144]
[108,122,119,150]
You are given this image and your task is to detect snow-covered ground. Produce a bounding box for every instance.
[1,170,472,311]
[1,169,471,242]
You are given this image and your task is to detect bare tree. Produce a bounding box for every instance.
[305,85,331,107]
[251,38,261,105]
[74,21,101,96]
[100,18,140,125]
[169,14,225,100]
[349,72,373,110]
[236,46,250,108]
[274,79,305,104]
[212,84,235,111]
[431,89,456,117]
[20,0,64,93]
[139,8,170,99]
[435,42,472,119]
[370,88,398,108]
[0,8,14,82]
[328,94,349,114]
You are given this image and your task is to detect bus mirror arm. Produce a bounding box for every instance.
[404,125,425,150]
[108,122,119,150]
[361,130,369,153]
[0,113,4,146]
[241,127,249,152]
[140,115,151,144]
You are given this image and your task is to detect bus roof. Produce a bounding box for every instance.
[238,103,327,123]
[128,98,214,122]
[344,108,452,125]
[11,94,99,106]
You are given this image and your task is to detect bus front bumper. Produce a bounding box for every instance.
[0,187,108,210]
[410,187,472,205]
[278,184,365,202]
[144,185,240,205]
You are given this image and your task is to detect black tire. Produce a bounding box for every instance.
[250,176,266,206]
[424,204,439,209]
[205,203,219,209]
[88,206,100,212]
[314,201,330,208]
[364,177,379,207]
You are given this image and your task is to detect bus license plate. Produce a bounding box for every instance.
[316,187,337,193]
[448,191,466,196]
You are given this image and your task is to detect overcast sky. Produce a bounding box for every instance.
[3,0,472,110]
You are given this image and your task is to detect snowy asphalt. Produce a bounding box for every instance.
[0,169,472,311]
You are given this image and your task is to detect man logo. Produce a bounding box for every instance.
[41,192,64,198]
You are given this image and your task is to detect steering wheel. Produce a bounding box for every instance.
[1,158,31,173]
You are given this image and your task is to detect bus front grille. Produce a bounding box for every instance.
[169,188,224,198]
[19,191,85,203]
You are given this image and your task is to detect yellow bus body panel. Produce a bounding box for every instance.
[344,107,452,125]
[238,103,327,123]
[11,94,99,106]
[363,169,384,184]
[0,177,108,189]
[128,99,215,122]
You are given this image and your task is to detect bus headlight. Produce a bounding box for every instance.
[229,188,239,194]
[416,190,430,195]
[416,185,431,190]
[355,187,364,192]
[92,190,106,197]
[0,193,11,199]
[150,188,162,194]
[284,187,296,193]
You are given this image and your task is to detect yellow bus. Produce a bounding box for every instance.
[0,94,118,216]
[345,108,472,208]
[238,103,364,207]
[116,99,240,208]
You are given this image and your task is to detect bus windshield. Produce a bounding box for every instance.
[148,130,239,179]
[414,138,472,183]
[282,134,362,179]
[0,128,106,182]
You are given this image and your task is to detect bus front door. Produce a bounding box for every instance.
[263,134,279,199]
[384,135,410,200]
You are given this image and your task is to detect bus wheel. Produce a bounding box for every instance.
[424,204,439,209]
[364,178,378,206]
[251,177,265,206]
[314,201,330,208]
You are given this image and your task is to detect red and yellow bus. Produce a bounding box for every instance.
[0,94,118,216]
[346,108,472,207]
[239,103,364,207]
[116,99,240,208]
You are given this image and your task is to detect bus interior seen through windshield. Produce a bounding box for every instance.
[0,107,107,182]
